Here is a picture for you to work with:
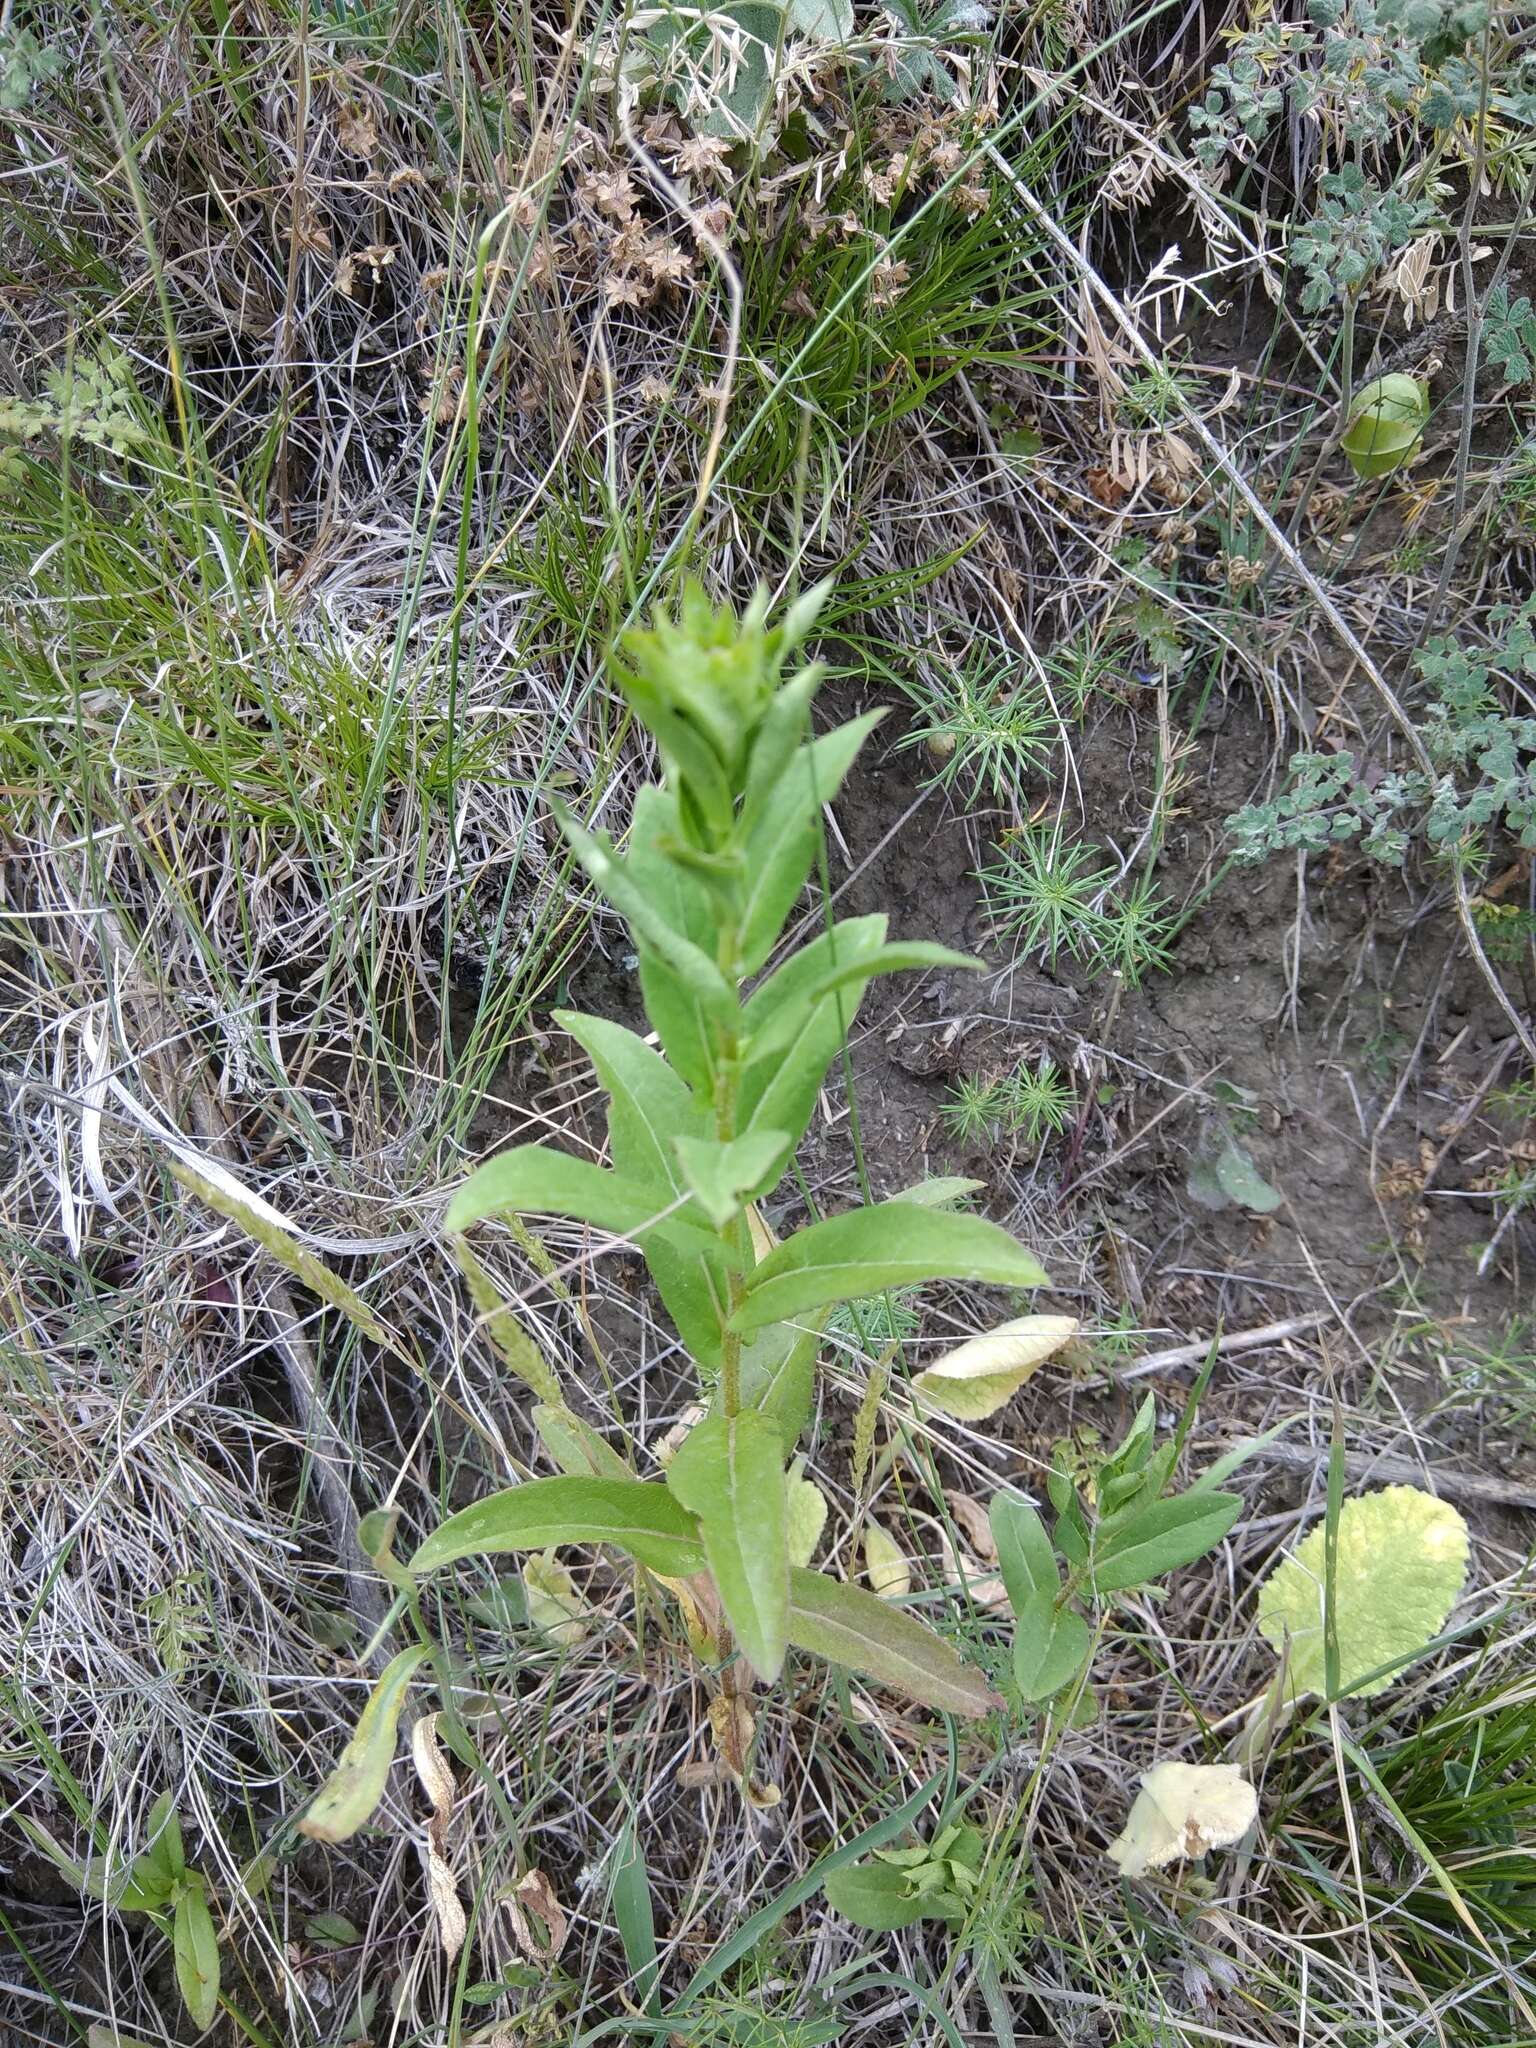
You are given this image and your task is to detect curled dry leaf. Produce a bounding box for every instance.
[1106,1762,1257,1878]
[913,1315,1079,1421]
[410,1715,465,1963]
[938,1531,1009,1610]
[506,1870,567,1961]
[652,1401,707,1467]
[945,1491,998,1563]
[864,1521,912,1600]
[707,1691,781,1809]
[336,103,378,156]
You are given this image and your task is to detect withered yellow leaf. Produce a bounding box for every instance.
[864,1521,912,1600]
[786,1473,829,1568]
[913,1315,1079,1421]
[1106,1761,1257,1878]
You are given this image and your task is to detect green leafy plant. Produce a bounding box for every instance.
[992,1394,1243,1705]
[896,651,1053,807]
[290,585,1059,1838]
[0,347,151,487]
[941,1058,1075,1147]
[980,831,1174,984]
[0,23,65,111]
[1228,594,1536,868]
[19,1794,222,2033]
[824,1818,984,1929]
[1485,283,1536,387]
[1186,1136,1283,1215]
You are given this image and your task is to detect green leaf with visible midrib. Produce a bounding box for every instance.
[554,801,737,1023]
[298,1644,431,1843]
[785,1567,998,1718]
[1089,1490,1242,1595]
[410,1476,708,1578]
[445,1144,714,1249]
[555,1010,707,1197]
[731,1203,1048,1332]
[173,1878,221,2032]
[737,714,882,972]
[666,1412,789,1681]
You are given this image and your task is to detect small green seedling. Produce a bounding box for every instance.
[1341,373,1429,479]
[992,1394,1243,1704]
[1186,1135,1283,1215]
[19,1793,222,2033]
[825,1819,985,1930]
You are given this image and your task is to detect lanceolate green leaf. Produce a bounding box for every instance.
[741,657,822,827]
[173,1878,221,2032]
[990,1496,1061,1612]
[627,786,720,1090]
[739,914,887,1078]
[445,1145,713,1250]
[626,782,720,1097]
[674,1129,789,1226]
[731,1204,1049,1333]
[298,1644,431,1843]
[410,1476,708,1578]
[991,1495,1091,1701]
[666,1412,789,1681]
[737,713,883,972]
[554,802,737,1028]
[1090,1490,1242,1595]
[555,1010,708,1196]
[800,940,981,1005]
[785,1568,999,1718]
[643,1226,732,1370]
[1014,1603,1091,1703]
[730,1315,822,1442]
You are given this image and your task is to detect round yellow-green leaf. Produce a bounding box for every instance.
[1341,374,1428,479]
[913,1314,1078,1421]
[1257,1486,1469,1701]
